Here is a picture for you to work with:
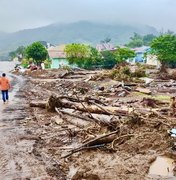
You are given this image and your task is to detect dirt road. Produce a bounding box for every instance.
[0,74,49,179]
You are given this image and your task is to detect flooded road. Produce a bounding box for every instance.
[0,61,49,179]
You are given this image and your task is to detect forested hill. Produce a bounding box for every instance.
[0,21,158,55]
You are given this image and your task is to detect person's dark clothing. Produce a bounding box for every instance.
[1,90,9,102]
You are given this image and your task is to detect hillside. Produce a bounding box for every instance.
[0,21,158,56]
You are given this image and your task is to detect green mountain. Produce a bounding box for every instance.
[0,21,158,56]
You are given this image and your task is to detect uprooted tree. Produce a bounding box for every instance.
[151,34,176,70]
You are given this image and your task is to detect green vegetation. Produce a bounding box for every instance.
[143,34,156,46]
[25,42,48,65]
[126,33,157,48]
[10,42,50,68]
[101,51,116,69]
[65,44,104,69]
[9,46,26,60]
[65,43,92,69]
[110,65,146,82]
[114,47,136,62]
[132,92,170,102]
[44,59,51,69]
[65,43,135,69]
[21,58,32,68]
[154,95,171,102]
[151,34,176,68]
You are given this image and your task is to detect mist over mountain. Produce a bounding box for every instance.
[0,21,158,56]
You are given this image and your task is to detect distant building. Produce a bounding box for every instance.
[146,54,161,68]
[48,45,77,69]
[127,46,161,67]
[96,43,116,52]
[48,45,68,69]
[128,46,150,64]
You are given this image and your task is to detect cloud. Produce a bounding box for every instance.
[0,0,175,32]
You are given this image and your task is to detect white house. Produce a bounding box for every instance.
[146,54,161,68]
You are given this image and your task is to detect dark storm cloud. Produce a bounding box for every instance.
[0,0,175,32]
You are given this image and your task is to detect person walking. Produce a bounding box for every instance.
[0,73,11,103]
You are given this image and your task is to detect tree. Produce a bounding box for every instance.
[84,47,102,69]
[127,33,157,48]
[143,34,156,46]
[100,37,111,43]
[65,44,135,69]
[9,51,16,60]
[151,34,176,69]
[25,42,48,65]
[101,51,117,69]
[16,46,26,56]
[130,33,142,41]
[8,46,26,61]
[126,33,143,48]
[114,47,136,62]
[165,30,175,35]
[65,43,91,68]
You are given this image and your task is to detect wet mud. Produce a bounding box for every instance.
[0,74,50,179]
[2,66,176,180]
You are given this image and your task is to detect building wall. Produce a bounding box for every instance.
[127,52,145,64]
[51,58,69,69]
[134,52,145,63]
[146,55,161,68]
[51,58,77,69]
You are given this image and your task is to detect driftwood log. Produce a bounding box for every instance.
[62,130,119,158]
[135,87,152,95]
[30,101,47,108]
[46,95,131,115]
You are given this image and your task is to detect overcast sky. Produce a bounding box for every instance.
[0,0,176,32]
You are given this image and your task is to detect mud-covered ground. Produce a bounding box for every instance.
[0,74,52,179]
[9,67,176,179]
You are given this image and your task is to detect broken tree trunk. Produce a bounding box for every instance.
[135,87,152,95]
[30,101,47,108]
[47,95,131,115]
[62,130,119,158]
[55,108,95,123]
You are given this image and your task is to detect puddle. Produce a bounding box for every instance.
[149,156,175,177]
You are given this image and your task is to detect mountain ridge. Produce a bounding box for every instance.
[0,21,158,56]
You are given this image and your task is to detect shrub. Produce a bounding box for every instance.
[44,59,51,69]
[132,68,146,77]
[21,58,33,68]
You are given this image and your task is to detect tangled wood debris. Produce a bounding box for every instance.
[19,66,176,179]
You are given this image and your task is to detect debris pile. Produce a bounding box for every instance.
[20,66,176,179]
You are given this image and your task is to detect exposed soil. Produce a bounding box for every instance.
[2,67,176,179]
[0,74,52,179]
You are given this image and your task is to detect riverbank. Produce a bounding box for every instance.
[14,67,176,179]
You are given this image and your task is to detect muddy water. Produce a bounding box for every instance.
[0,61,48,179]
[149,156,175,177]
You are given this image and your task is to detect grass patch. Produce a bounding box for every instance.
[132,92,170,102]
[153,95,171,102]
